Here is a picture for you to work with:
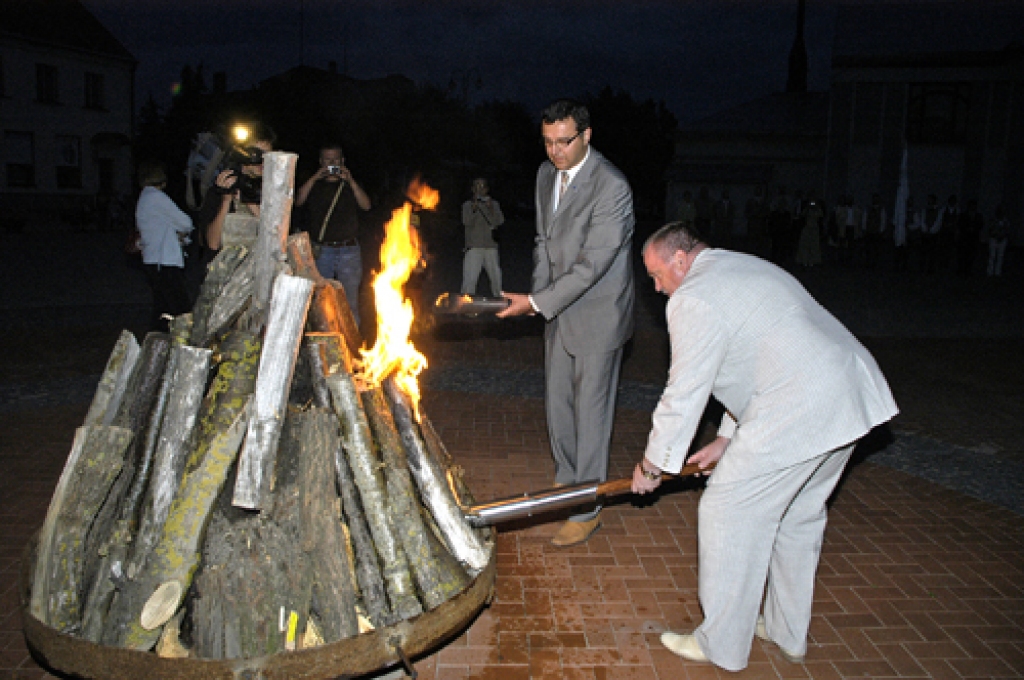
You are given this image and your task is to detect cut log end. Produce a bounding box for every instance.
[140,580,183,631]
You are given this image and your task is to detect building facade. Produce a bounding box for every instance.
[0,0,136,232]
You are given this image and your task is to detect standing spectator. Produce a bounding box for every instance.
[988,205,1009,277]
[956,199,984,277]
[295,143,372,326]
[460,177,504,297]
[695,186,714,241]
[633,222,897,671]
[714,188,736,247]
[136,161,194,332]
[921,194,942,274]
[744,186,771,258]
[894,196,920,273]
[794,193,823,268]
[768,186,792,265]
[863,193,888,269]
[938,194,960,273]
[498,99,635,547]
[678,190,696,231]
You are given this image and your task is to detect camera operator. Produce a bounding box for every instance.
[296,143,371,327]
[460,177,504,297]
[195,123,276,259]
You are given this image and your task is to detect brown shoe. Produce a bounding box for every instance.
[551,516,601,546]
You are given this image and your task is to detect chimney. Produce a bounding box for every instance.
[213,71,227,94]
[786,0,808,93]
[328,60,338,75]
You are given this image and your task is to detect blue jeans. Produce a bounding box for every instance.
[316,245,362,327]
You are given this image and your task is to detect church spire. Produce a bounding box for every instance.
[786,0,808,93]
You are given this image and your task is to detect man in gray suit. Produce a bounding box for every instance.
[632,222,897,671]
[499,99,635,547]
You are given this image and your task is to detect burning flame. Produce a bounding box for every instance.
[356,178,439,417]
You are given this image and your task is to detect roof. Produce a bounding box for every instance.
[0,0,135,63]
[680,92,829,138]
[833,1,1024,67]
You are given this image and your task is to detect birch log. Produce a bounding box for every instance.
[362,388,470,610]
[233,273,314,510]
[243,151,296,333]
[384,379,490,573]
[285,230,324,284]
[191,245,248,347]
[30,426,131,631]
[201,251,256,347]
[325,371,422,620]
[117,400,251,651]
[83,330,139,427]
[128,345,212,579]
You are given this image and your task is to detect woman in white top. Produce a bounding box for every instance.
[136,161,193,331]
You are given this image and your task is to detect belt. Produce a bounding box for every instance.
[318,239,358,248]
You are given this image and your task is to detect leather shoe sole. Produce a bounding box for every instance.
[660,631,708,662]
[550,517,601,546]
[755,616,805,663]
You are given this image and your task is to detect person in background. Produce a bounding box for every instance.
[295,143,372,326]
[136,161,194,332]
[460,177,504,298]
[633,222,897,672]
[987,205,1009,277]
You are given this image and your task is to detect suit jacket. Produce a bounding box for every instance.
[532,148,635,355]
[645,249,897,483]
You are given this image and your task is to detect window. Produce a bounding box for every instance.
[906,83,971,144]
[85,72,105,110]
[5,132,35,187]
[56,135,82,188]
[36,63,59,104]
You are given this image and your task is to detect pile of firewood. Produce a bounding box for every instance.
[28,153,493,660]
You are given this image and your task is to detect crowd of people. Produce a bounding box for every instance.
[679,185,1011,277]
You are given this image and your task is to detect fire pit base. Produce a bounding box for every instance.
[20,531,495,680]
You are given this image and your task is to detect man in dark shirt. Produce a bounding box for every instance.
[295,143,372,326]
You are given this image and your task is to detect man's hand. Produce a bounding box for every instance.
[686,436,729,475]
[497,292,535,318]
[214,169,238,194]
[631,459,663,495]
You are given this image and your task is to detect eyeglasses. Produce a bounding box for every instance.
[541,130,582,151]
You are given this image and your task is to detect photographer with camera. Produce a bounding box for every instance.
[296,143,371,327]
[195,124,276,259]
[460,177,504,298]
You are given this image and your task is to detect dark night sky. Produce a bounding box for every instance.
[82,0,846,124]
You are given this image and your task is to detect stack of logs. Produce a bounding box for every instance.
[28,152,493,660]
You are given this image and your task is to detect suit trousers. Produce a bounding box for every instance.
[461,247,502,297]
[693,442,856,671]
[544,333,623,522]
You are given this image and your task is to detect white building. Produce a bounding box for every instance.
[0,0,135,231]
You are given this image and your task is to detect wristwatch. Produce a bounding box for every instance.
[641,466,662,482]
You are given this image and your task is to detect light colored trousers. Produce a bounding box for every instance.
[544,334,623,522]
[694,442,856,671]
[461,247,502,297]
[988,238,1007,276]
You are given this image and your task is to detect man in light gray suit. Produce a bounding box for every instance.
[632,222,897,671]
[499,99,635,547]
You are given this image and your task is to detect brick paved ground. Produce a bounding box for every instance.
[1,226,1022,678]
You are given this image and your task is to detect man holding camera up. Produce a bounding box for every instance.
[461,177,504,298]
[296,143,372,327]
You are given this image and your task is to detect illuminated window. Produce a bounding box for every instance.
[5,131,35,187]
[906,83,971,144]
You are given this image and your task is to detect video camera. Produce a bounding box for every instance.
[185,123,269,209]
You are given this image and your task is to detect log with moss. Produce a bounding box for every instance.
[361,387,470,610]
[83,330,139,427]
[325,370,422,621]
[190,245,248,347]
[30,426,132,632]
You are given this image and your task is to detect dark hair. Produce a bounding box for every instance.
[320,143,344,157]
[643,221,704,259]
[251,122,277,146]
[137,161,167,188]
[541,99,590,133]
